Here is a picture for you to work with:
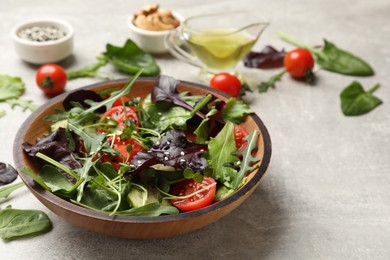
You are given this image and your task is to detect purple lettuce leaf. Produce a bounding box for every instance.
[129,129,208,175]
[152,75,205,119]
[243,45,286,69]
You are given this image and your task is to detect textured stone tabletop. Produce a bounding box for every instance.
[1,0,389,259]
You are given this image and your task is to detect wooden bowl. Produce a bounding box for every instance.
[13,78,271,239]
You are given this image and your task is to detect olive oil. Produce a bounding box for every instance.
[187,29,256,70]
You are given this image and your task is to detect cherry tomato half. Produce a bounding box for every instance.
[234,125,249,151]
[100,136,143,171]
[283,48,315,80]
[99,106,139,131]
[210,73,241,97]
[170,176,217,212]
[36,64,67,95]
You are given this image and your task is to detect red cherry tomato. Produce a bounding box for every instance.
[100,136,143,171]
[234,125,249,151]
[283,48,315,79]
[99,106,139,131]
[36,64,67,95]
[210,73,241,97]
[170,176,217,212]
[112,96,130,107]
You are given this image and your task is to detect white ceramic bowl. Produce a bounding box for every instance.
[128,12,184,54]
[12,18,74,64]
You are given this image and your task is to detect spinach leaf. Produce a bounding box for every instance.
[340,81,382,116]
[0,75,25,101]
[221,98,253,124]
[0,182,24,201]
[278,31,374,76]
[103,39,160,76]
[0,163,18,186]
[207,121,239,188]
[0,207,52,240]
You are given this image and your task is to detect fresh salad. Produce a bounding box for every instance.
[21,71,261,216]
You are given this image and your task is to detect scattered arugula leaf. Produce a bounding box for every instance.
[0,206,52,240]
[244,45,286,69]
[0,163,18,186]
[0,75,25,101]
[258,70,286,93]
[6,98,37,112]
[340,81,382,116]
[278,31,374,76]
[0,110,6,118]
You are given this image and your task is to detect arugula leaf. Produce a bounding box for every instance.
[278,31,374,76]
[207,122,239,188]
[0,75,25,101]
[340,81,382,116]
[221,98,253,124]
[6,98,37,112]
[0,207,52,240]
[67,55,109,80]
[244,45,286,69]
[0,110,5,118]
[0,182,24,201]
[103,39,160,76]
[258,70,286,93]
[0,163,18,186]
[230,130,260,189]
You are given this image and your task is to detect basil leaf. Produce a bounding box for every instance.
[0,207,52,240]
[340,81,382,116]
[316,40,374,76]
[0,182,24,201]
[103,39,160,76]
[0,75,25,101]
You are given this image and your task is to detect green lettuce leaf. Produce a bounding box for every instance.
[0,75,25,101]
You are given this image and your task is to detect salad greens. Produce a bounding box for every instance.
[21,72,261,216]
[67,39,160,80]
[340,81,382,116]
[0,75,25,101]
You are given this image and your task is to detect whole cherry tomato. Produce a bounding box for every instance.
[210,73,241,97]
[284,48,315,80]
[170,176,217,212]
[36,64,67,95]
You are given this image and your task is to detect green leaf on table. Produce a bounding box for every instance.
[103,39,160,76]
[0,182,24,202]
[258,70,286,93]
[207,121,240,188]
[6,98,37,112]
[277,31,374,76]
[0,206,52,240]
[221,98,253,124]
[67,55,110,80]
[0,75,25,101]
[340,81,382,116]
[0,110,5,118]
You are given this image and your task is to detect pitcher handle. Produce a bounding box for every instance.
[165,29,204,69]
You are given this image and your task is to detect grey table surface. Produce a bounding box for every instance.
[1,0,390,259]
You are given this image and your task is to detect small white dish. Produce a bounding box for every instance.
[12,18,74,64]
[128,12,184,54]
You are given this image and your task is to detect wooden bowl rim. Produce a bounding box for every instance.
[13,77,272,223]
